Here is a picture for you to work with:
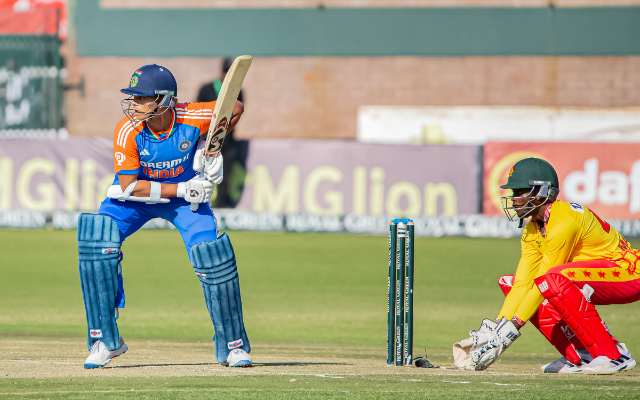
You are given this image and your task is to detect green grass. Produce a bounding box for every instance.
[1,230,640,398]
[4,374,640,399]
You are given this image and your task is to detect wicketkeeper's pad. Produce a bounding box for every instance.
[77,213,121,351]
[190,233,251,363]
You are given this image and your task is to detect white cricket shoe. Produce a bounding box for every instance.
[84,337,128,369]
[583,343,636,375]
[541,348,593,374]
[541,357,584,374]
[225,348,252,367]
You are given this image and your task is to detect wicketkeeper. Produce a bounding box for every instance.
[78,64,252,368]
[453,157,639,374]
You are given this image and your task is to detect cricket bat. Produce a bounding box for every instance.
[203,55,253,158]
[191,55,252,211]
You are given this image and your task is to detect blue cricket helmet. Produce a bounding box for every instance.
[121,64,177,101]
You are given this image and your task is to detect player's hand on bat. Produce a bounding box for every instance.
[192,145,223,185]
[204,155,223,185]
[193,143,206,174]
[192,147,223,185]
[177,179,213,206]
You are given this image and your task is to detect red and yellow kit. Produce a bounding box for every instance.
[498,200,640,323]
[111,101,215,184]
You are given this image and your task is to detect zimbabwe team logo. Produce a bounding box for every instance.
[130,76,138,87]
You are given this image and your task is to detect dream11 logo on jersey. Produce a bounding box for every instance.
[563,158,640,214]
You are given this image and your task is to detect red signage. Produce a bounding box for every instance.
[484,142,640,220]
[0,1,67,40]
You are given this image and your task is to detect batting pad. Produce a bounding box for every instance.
[190,233,251,363]
[77,213,121,351]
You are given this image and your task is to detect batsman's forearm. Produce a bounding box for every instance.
[118,174,178,197]
[128,180,179,198]
[227,101,244,132]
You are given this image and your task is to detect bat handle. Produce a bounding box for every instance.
[190,173,208,212]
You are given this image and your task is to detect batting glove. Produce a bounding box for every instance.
[193,142,206,173]
[192,147,223,186]
[204,154,224,185]
[177,179,213,205]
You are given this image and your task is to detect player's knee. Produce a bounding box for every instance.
[534,272,572,299]
[190,233,237,285]
[78,213,121,260]
[498,275,514,296]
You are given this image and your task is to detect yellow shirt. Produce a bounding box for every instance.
[498,200,640,322]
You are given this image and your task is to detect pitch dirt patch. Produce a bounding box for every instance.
[1,333,639,381]
[4,334,640,399]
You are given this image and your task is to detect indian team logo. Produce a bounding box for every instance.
[179,140,191,151]
[130,75,138,87]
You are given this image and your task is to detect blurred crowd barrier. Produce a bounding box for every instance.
[0,36,64,135]
[1,137,640,237]
[358,107,640,145]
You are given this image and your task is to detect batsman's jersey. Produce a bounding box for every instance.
[498,200,640,322]
[112,102,215,185]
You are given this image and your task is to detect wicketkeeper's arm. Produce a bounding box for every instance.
[497,257,541,321]
[496,236,543,321]
[509,220,580,323]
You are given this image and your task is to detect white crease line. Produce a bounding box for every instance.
[482,382,525,386]
[0,359,73,365]
[432,372,533,377]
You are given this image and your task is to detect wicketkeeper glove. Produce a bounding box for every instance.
[469,317,521,370]
[453,318,499,370]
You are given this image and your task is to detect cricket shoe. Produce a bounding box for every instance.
[541,349,593,374]
[224,348,252,367]
[582,343,636,375]
[84,337,128,369]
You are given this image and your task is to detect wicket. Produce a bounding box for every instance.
[387,219,414,366]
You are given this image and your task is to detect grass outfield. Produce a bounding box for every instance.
[1,229,640,398]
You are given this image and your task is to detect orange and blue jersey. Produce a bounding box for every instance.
[112,101,215,185]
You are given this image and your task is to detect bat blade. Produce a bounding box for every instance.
[202,55,252,159]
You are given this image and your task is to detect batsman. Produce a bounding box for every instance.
[454,157,640,374]
[78,59,253,368]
